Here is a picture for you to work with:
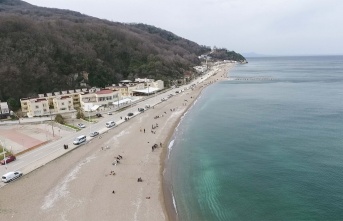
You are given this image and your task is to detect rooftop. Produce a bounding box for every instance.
[95,89,115,95]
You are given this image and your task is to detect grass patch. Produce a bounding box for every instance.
[0,146,13,160]
[63,124,80,130]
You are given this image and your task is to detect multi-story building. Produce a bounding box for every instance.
[20,89,85,117]
[53,96,74,113]
[106,83,145,97]
[19,79,164,117]
[80,89,120,111]
[23,98,50,117]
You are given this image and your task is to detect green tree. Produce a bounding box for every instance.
[54,114,64,124]
[6,97,20,111]
[76,109,84,119]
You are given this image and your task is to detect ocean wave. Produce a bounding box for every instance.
[167,139,174,159]
[171,191,178,215]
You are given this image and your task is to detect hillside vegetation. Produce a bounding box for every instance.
[0,0,246,103]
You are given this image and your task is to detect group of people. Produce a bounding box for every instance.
[154,115,164,119]
[151,142,163,151]
[112,154,123,165]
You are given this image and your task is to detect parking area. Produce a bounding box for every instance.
[0,123,73,155]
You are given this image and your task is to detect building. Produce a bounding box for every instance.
[0,101,10,119]
[132,80,164,96]
[20,89,84,117]
[53,96,74,113]
[107,82,145,97]
[80,89,120,111]
[23,98,49,117]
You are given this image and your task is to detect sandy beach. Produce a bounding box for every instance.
[0,63,233,221]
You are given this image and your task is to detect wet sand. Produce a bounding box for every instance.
[0,63,233,221]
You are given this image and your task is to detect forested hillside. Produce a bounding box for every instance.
[0,0,246,102]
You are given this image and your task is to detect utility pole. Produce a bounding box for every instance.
[89,110,91,135]
[50,110,55,137]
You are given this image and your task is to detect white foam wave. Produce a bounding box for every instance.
[171,191,178,215]
[41,155,96,210]
[167,139,175,159]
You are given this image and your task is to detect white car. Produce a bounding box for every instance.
[77,123,86,128]
[90,131,99,137]
[2,171,23,183]
[106,121,116,128]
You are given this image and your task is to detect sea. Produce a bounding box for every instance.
[164,56,343,221]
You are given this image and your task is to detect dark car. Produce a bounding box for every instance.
[127,112,134,117]
[90,131,99,137]
[96,113,102,118]
[138,108,144,112]
[1,155,16,165]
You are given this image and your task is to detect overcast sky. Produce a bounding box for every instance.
[24,0,343,56]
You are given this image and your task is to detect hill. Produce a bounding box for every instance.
[0,0,246,103]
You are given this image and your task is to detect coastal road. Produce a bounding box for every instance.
[0,65,223,185]
[0,83,194,183]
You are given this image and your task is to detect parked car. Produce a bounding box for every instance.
[96,113,102,117]
[2,171,22,183]
[138,108,144,112]
[90,131,99,137]
[108,112,113,115]
[106,121,116,128]
[77,123,86,128]
[1,155,16,165]
[127,112,134,117]
[161,98,166,101]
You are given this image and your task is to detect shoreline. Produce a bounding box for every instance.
[161,63,234,221]
[0,62,234,221]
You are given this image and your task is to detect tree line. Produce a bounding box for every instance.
[0,0,246,110]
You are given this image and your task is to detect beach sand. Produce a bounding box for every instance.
[0,63,233,221]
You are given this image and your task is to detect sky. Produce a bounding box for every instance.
[24,0,343,56]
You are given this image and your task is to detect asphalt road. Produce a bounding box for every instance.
[0,67,218,185]
[0,85,191,180]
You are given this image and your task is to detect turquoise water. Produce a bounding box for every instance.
[166,56,343,221]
